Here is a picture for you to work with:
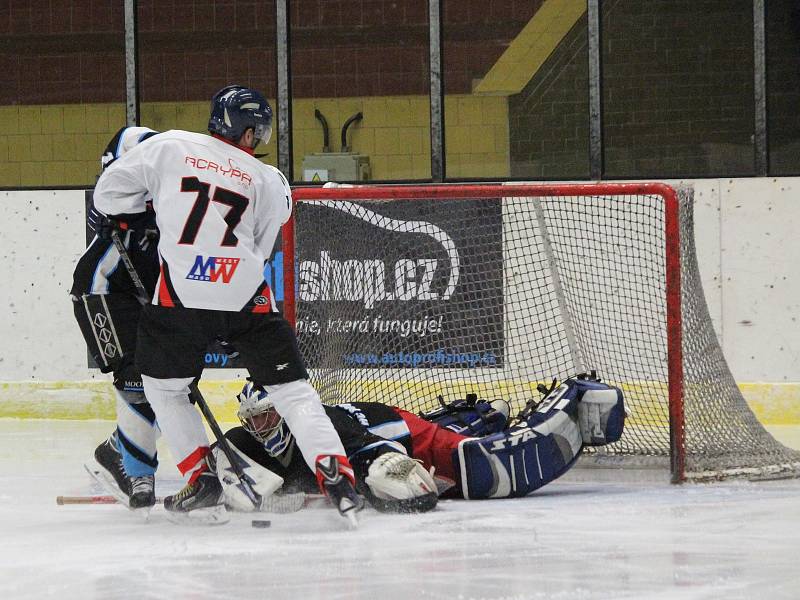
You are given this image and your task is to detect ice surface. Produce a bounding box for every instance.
[1,418,799,600]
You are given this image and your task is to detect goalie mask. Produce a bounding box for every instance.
[236,381,293,456]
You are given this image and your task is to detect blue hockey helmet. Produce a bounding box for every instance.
[208,85,273,147]
[236,381,293,456]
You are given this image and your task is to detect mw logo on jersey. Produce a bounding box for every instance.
[186,256,241,283]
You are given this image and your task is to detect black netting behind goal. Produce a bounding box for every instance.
[288,184,800,482]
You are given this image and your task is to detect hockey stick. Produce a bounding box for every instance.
[57,493,324,513]
[58,495,164,505]
[110,229,150,305]
[109,227,261,510]
[189,382,263,510]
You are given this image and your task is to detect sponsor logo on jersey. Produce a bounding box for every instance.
[184,156,253,186]
[335,403,370,427]
[186,255,241,283]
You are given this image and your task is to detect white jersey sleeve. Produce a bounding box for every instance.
[93,140,151,216]
[93,130,292,312]
[253,165,292,257]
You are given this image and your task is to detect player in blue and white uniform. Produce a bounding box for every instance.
[70,126,161,509]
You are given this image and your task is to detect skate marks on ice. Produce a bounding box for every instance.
[1,419,800,599]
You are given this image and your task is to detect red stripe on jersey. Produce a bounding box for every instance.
[251,284,273,313]
[392,407,467,484]
[157,262,175,307]
[177,446,209,478]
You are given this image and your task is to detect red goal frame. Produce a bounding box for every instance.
[284,183,685,482]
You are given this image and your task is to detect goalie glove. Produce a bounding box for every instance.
[363,452,438,513]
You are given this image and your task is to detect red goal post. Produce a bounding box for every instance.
[282,183,797,483]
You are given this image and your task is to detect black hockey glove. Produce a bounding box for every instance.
[96,214,124,241]
[137,228,159,252]
[96,210,159,248]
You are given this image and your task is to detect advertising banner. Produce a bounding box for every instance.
[293,198,504,369]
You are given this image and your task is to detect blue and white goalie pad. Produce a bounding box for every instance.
[454,375,625,499]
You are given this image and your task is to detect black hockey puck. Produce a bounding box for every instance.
[251,519,271,528]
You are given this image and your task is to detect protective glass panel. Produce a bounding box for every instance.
[602,0,755,178]
[443,1,590,180]
[767,0,800,175]
[0,3,127,186]
[290,0,431,183]
[137,0,278,168]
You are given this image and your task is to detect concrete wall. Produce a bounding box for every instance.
[689,178,800,381]
[0,179,797,421]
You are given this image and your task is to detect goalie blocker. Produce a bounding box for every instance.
[453,375,625,499]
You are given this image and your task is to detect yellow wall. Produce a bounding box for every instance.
[444,95,510,179]
[0,94,509,187]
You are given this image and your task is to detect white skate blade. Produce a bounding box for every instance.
[165,505,230,526]
[84,462,130,508]
[342,509,359,530]
[133,506,153,522]
[334,496,362,530]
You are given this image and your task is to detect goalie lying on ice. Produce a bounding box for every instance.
[219,373,625,511]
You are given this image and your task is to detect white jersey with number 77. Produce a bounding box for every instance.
[93,129,292,312]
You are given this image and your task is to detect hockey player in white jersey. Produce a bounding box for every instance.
[92,85,362,521]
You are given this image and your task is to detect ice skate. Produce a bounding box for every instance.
[164,468,228,525]
[85,432,132,507]
[129,475,156,510]
[316,456,364,528]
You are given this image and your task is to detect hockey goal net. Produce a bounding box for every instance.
[283,183,800,482]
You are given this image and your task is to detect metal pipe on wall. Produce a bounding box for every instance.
[429,0,445,182]
[587,0,603,180]
[276,0,293,180]
[753,0,768,176]
[124,0,140,127]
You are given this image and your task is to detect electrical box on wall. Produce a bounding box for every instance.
[302,152,371,182]
[302,109,370,182]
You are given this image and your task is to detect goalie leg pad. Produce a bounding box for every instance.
[528,376,625,446]
[455,409,583,499]
[212,444,284,512]
[578,387,625,445]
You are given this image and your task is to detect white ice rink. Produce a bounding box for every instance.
[1,418,799,600]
